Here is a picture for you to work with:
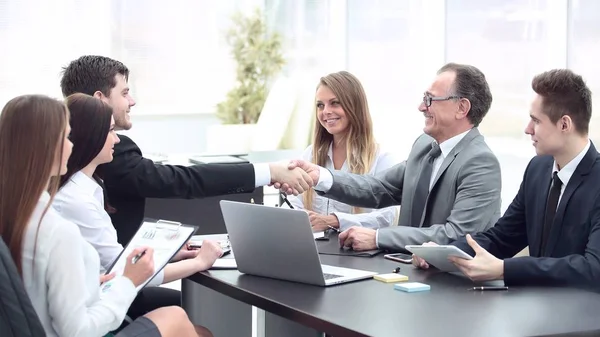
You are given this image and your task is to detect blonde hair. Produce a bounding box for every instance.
[303,71,377,213]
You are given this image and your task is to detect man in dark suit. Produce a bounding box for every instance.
[414,69,600,291]
[59,55,313,319]
[60,55,312,246]
[286,63,502,252]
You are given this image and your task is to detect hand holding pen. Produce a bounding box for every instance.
[123,246,155,287]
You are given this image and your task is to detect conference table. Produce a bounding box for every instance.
[182,234,600,337]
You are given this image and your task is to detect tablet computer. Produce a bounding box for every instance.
[404,245,473,272]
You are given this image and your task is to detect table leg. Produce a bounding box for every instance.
[262,310,324,337]
[182,279,253,337]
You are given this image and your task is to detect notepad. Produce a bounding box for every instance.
[394,282,430,293]
[374,273,409,283]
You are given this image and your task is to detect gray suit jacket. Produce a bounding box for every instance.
[318,128,501,252]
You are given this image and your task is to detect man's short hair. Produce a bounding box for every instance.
[532,69,592,135]
[60,55,129,98]
[437,63,493,127]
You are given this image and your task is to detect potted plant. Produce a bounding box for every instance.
[207,8,285,153]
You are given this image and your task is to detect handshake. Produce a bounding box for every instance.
[269,160,320,195]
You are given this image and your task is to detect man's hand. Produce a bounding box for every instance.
[194,240,224,271]
[338,227,377,251]
[411,241,438,269]
[269,162,314,195]
[448,234,504,281]
[273,160,321,194]
[307,210,339,232]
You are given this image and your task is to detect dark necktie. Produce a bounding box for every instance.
[540,172,562,256]
[411,142,442,226]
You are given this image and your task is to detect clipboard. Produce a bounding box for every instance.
[105,219,198,291]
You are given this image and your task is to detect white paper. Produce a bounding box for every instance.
[313,231,325,239]
[107,221,195,291]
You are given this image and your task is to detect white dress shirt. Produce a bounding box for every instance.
[314,130,471,246]
[23,192,137,337]
[253,163,271,187]
[53,171,164,286]
[287,144,400,231]
[553,140,590,204]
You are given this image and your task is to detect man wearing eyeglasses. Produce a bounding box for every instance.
[285,63,502,252]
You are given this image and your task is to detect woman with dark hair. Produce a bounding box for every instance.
[53,93,219,334]
[0,94,209,337]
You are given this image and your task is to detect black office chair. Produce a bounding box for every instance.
[0,238,46,337]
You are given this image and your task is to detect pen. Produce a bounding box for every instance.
[471,286,508,291]
[131,250,146,264]
[280,193,294,209]
[327,225,339,232]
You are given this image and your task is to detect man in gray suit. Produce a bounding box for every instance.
[287,63,502,252]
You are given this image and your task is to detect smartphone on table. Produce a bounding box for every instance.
[383,252,413,264]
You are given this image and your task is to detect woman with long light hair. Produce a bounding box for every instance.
[286,71,399,231]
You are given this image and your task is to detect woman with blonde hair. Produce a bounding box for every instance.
[286,71,398,231]
[0,94,211,337]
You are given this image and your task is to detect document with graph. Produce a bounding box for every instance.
[106,220,197,291]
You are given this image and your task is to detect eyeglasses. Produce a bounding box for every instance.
[423,94,461,108]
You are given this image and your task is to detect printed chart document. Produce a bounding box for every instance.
[106,220,197,291]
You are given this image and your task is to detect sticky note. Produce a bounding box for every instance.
[374,273,409,283]
[394,282,430,293]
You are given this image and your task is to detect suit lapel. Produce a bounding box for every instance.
[420,128,478,227]
[544,143,597,255]
[429,128,480,190]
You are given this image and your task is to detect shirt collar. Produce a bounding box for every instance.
[553,140,591,187]
[70,171,103,198]
[437,129,471,158]
[326,142,348,170]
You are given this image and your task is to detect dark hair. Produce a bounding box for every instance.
[437,63,493,127]
[60,55,129,98]
[532,69,592,135]
[60,93,115,212]
[0,95,68,275]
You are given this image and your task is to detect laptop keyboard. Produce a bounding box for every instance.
[323,273,343,280]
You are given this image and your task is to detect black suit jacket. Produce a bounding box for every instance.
[96,134,256,244]
[453,142,600,291]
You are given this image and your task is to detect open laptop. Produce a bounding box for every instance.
[219,200,377,286]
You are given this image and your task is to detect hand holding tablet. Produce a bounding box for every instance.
[405,244,473,272]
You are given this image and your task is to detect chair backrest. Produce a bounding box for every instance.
[0,239,46,336]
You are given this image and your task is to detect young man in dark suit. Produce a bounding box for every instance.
[414,69,600,291]
[59,55,313,319]
[60,55,312,245]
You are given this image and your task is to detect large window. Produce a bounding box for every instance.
[568,0,600,143]
[347,0,433,153]
[446,0,561,139]
[113,0,253,115]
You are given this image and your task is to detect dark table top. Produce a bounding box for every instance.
[187,234,600,337]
